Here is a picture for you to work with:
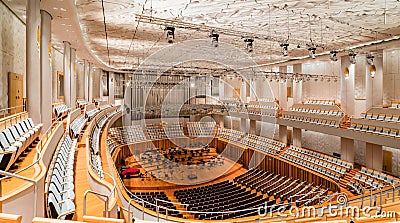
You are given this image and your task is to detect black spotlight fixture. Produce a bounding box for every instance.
[210,30,219,47]
[280,43,289,56]
[244,38,254,52]
[367,54,374,65]
[349,51,357,64]
[330,50,338,61]
[308,47,317,59]
[165,27,175,43]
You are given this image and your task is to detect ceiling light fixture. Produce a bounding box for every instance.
[210,30,219,47]
[344,67,350,80]
[165,27,175,43]
[370,65,376,78]
[349,51,357,64]
[330,51,338,61]
[244,38,254,52]
[366,55,374,65]
[280,43,289,56]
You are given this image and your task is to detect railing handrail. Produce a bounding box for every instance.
[83,190,110,217]
[0,119,60,182]
[0,170,38,216]
[0,105,26,113]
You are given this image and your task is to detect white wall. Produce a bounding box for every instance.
[301,130,341,156]
[302,60,341,101]
[0,2,26,109]
[51,49,64,103]
[383,49,400,105]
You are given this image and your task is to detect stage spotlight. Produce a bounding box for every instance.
[330,51,338,61]
[210,30,219,47]
[370,64,376,78]
[280,43,289,56]
[367,55,374,65]
[349,51,357,64]
[308,47,317,59]
[165,27,175,43]
[244,38,254,52]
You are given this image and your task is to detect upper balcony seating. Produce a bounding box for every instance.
[350,107,400,138]
[175,180,270,220]
[46,135,77,220]
[304,99,336,106]
[187,122,216,137]
[217,128,246,142]
[108,126,147,145]
[54,105,70,120]
[129,192,183,218]
[0,118,42,171]
[246,99,280,117]
[222,98,242,113]
[241,134,285,155]
[70,115,87,139]
[281,146,353,181]
[390,101,400,109]
[282,101,345,128]
[85,104,99,122]
[348,167,400,195]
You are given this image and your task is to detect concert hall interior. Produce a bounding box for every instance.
[1,0,400,222]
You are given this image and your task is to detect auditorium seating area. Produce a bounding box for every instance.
[217,128,246,142]
[282,102,345,128]
[129,192,183,218]
[391,102,400,109]
[233,169,329,206]
[0,118,42,171]
[246,99,280,117]
[348,167,399,195]
[76,99,87,109]
[175,180,269,220]
[70,115,87,139]
[281,146,353,181]
[242,134,285,155]
[53,104,70,120]
[46,134,77,220]
[85,104,99,121]
[187,122,216,137]
[349,107,400,138]
[108,125,147,145]
[146,123,185,139]
[222,98,242,113]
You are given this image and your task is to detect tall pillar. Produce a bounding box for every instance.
[40,10,52,132]
[70,48,77,108]
[249,120,256,135]
[340,55,355,117]
[83,60,90,102]
[109,72,115,104]
[292,64,303,104]
[279,125,287,144]
[366,143,383,171]
[366,52,383,109]
[240,118,248,133]
[26,0,41,124]
[341,138,354,163]
[279,66,287,110]
[76,61,85,100]
[63,41,71,107]
[292,127,302,147]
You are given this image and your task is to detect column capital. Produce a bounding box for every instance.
[40,10,53,19]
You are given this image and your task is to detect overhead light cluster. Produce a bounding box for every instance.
[367,54,376,78]
[210,30,219,47]
[349,51,357,64]
[244,38,254,52]
[308,47,317,59]
[280,43,289,56]
[165,27,175,43]
[330,51,338,61]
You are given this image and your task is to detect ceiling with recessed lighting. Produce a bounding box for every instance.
[3,0,400,71]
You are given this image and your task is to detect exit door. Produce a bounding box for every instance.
[8,72,24,113]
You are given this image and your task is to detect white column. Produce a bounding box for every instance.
[341,138,354,163]
[279,66,287,110]
[109,71,115,104]
[240,118,248,133]
[40,10,52,132]
[340,55,355,117]
[292,127,302,147]
[219,77,225,100]
[250,120,256,135]
[63,41,71,107]
[26,0,41,124]
[83,60,90,102]
[292,64,303,104]
[366,143,383,171]
[366,53,383,109]
[70,48,77,108]
[279,125,287,144]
